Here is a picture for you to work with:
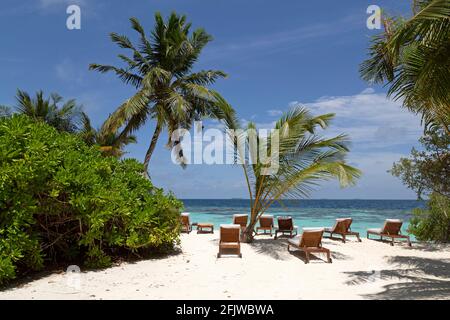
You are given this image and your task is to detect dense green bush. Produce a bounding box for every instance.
[0,115,182,285]
[408,193,450,242]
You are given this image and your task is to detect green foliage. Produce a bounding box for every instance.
[390,127,450,199]
[0,115,182,285]
[360,0,450,132]
[408,193,450,242]
[14,90,83,133]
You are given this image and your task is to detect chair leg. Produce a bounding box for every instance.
[342,234,346,243]
[327,250,331,263]
[357,234,361,242]
[407,236,412,247]
[305,251,310,264]
[390,237,394,246]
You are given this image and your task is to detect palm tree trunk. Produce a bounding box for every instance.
[143,121,163,179]
[242,224,256,243]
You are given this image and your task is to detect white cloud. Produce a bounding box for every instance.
[203,14,359,62]
[267,109,283,117]
[290,89,423,150]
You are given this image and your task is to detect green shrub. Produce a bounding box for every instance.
[0,115,182,285]
[408,193,450,242]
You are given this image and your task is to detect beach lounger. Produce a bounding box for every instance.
[324,218,361,243]
[288,228,331,264]
[274,216,298,239]
[218,224,242,258]
[367,219,411,246]
[232,214,248,231]
[256,215,274,236]
[180,212,192,233]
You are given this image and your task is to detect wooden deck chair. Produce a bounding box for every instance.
[324,218,361,243]
[180,212,192,233]
[274,216,298,239]
[287,228,331,264]
[367,219,411,246]
[256,215,274,236]
[218,224,242,258]
[232,214,248,231]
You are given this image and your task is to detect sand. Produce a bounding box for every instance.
[1,232,449,300]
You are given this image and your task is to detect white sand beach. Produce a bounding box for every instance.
[1,233,449,300]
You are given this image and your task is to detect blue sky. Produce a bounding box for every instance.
[0,0,422,199]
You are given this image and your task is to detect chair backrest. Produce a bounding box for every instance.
[277,216,293,231]
[232,214,248,228]
[332,218,352,233]
[181,213,190,226]
[259,215,274,228]
[220,224,241,243]
[299,229,324,248]
[381,219,403,235]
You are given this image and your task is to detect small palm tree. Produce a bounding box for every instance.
[360,0,450,133]
[79,113,137,157]
[216,96,361,242]
[0,105,11,118]
[14,90,82,133]
[89,12,229,177]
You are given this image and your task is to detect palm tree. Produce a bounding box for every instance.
[79,112,137,157]
[89,12,228,177]
[215,96,361,242]
[0,105,11,118]
[360,0,450,134]
[14,90,82,133]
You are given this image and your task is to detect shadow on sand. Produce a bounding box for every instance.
[249,237,352,262]
[344,256,450,299]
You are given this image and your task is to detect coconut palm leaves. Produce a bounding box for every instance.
[14,90,82,133]
[89,12,229,177]
[360,0,450,133]
[0,105,11,118]
[217,98,361,242]
[79,113,136,157]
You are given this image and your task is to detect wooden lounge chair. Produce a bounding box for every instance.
[180,212,192,233]
[324,218,361,243]
[274,216,298,239]
[367,219,411,246]
[256,215,274,236]
[232,214,248,231]
[288,228,331,264]
[218,224,242,258]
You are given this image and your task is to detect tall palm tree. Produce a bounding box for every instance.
[360,0,450,133]
[79,112,137,157]
[215,96,361,242]
[89,12,228,177]
[14,90,82,133]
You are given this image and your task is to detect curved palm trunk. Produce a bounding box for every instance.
[242,223,257,243]
[143,121,163,179]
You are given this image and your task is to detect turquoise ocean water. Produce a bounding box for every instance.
[181,199,426,238]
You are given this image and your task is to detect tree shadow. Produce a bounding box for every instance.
[402,242,449,252]
[249,238,352,262]
[249,238,291,260]
[344,256,450,299]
